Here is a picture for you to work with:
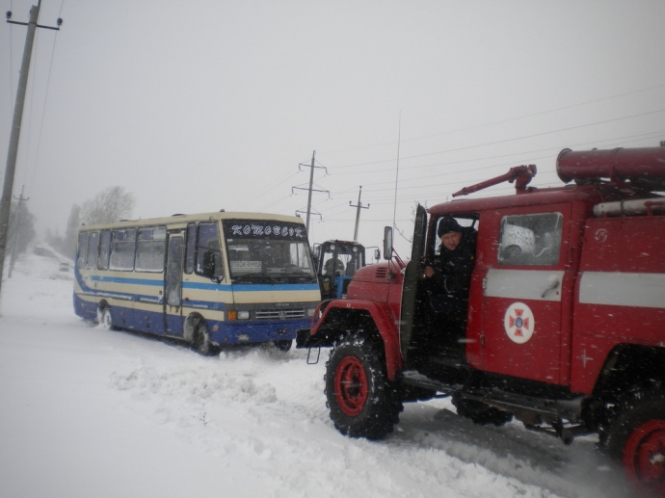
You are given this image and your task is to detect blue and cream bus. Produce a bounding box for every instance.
[74,211,321,354]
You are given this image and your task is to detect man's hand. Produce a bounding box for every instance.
[424,265,436,278]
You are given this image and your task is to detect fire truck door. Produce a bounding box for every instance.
[400,204,427,361]
[479,208,569,385]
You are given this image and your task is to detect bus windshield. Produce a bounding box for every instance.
[223,220,316,284]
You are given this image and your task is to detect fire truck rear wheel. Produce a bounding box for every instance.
[325,337,403,440]
[606,393,665,495]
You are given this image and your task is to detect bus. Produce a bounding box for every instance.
[74,211,321,354]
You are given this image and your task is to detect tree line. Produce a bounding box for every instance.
[44,186,136,259]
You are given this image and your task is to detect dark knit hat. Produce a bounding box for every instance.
[437,216,462,237]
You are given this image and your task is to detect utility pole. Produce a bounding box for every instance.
[0,2,62,305]
[8,186,29,278]
[292,150,329,233]
[350,186,369,242]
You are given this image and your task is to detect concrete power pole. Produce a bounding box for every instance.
[0,2,61,305]
[8,186,29,278]
[305,151,316,231]
[292,150,329,234]
[350,186,369,242]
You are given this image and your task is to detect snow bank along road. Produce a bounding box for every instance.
[0,253,636,498]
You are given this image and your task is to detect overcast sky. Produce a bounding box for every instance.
[2,0,664,255]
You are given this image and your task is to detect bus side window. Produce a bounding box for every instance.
[86,232,100,270]
[98,230,111,270]
[109,228,137,271]
[135,226,166,272]
[77,232,89,269]
[184,222,196,274]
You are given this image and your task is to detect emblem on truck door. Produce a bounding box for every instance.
[504,302,535,344]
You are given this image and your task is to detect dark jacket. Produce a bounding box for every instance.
[427,228,477,315]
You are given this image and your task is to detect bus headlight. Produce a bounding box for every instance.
[237,311,250,320]
[307,308,316,317]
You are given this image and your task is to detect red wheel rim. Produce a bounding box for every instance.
[334,356,368,417]
[623,419,665,493]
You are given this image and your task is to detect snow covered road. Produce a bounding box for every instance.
[0,254,635,497]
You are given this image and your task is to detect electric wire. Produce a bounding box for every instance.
[260,125,664,225]
[322,131,665,200]
[319,83,665,156]
[231,170,300,212]
[323,129,665,182]
[327,108,665,171]
[28,18,61,195]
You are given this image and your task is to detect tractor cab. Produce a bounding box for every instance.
[313,240,366,300]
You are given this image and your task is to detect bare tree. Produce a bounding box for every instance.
[7,201,36,256]
[80,187,136,226]
[63,204,81,257]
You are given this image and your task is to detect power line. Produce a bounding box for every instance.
[233,170,300,212]
[242,131,664,226]
[328,108,665,171]
[318,83,665,157]
[325,129,665,182]
[28,13,63,192]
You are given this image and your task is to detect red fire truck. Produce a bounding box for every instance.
[297,146,665,493]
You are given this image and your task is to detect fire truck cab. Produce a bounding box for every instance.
[298,147,665,493]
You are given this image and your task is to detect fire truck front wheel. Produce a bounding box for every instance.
[325,337,403,440]
[606,393,665,495]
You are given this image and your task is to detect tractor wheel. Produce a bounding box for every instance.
[325,337,402,440]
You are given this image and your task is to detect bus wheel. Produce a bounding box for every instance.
[272,340,292,352]
[325,337,402,440]
[194,322,216,356]
[99,307,115,331]
[606,393,665,495]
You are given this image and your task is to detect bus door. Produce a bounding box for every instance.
[164,232,185,337]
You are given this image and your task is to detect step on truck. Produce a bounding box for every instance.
[297,146,665,495]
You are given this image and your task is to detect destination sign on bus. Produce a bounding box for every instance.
[223,220,306,240]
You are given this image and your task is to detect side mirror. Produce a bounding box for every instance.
[383,226,393,260]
